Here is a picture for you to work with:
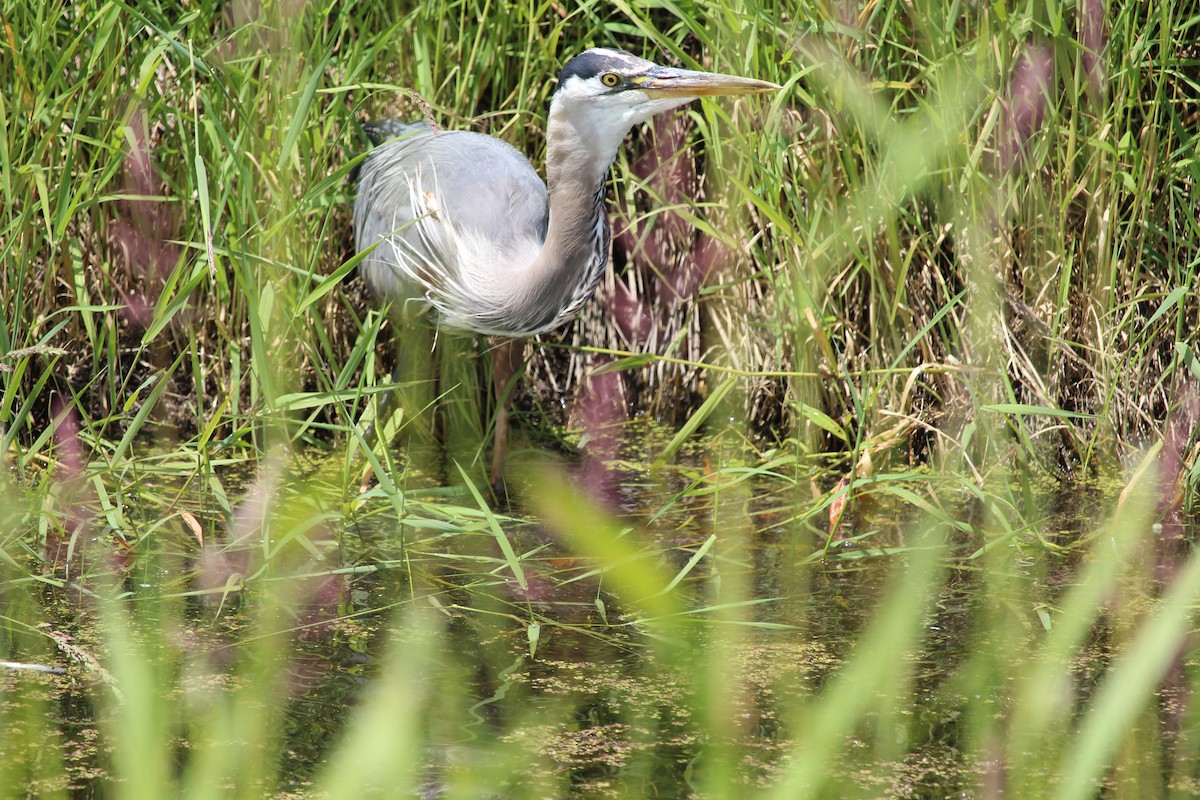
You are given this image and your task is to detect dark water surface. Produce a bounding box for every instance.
[2,437,1194,798]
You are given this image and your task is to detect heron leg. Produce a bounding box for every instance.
[489,337,526,492]
[439,331,485,481]
[395,321,439,450]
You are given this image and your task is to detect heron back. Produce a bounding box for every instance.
[353,123,557,334]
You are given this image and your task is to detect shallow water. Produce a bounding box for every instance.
[2,432,1196,798]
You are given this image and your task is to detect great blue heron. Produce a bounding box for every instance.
[353,48,779,486]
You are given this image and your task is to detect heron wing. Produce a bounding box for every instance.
[353,125,549,331]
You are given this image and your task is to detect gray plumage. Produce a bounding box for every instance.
[354,124,569,334]
[352,48,779,339]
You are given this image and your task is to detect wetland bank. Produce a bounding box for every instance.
[4,0,1200,797]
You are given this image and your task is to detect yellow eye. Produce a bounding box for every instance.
[600,73,620,87]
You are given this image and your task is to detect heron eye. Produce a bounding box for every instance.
[600,72,621,87]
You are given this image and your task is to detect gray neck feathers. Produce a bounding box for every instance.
[509,107,617,334]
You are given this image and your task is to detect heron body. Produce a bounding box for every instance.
[355,124,597,335]
[353,48,779,485]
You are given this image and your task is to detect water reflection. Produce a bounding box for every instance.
[3,435,1190,798]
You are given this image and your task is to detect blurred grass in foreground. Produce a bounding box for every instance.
[2,0,1200,797]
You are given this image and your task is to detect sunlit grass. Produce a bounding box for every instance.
[2,0,1199,797]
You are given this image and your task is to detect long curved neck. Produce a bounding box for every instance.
[513,105,621,333]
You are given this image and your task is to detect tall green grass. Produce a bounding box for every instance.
[2,0,1199,797]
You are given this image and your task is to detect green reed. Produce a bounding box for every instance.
[2,0,1199,797]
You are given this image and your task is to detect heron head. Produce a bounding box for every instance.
[550,48,780,159]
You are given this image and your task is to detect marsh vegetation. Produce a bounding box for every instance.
[2,0,1200,797]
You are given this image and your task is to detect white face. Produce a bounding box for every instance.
[556,73,694,124]
[546,48,776,171]
[549,50,697,159]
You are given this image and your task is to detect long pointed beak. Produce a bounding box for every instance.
[635,65,781,98]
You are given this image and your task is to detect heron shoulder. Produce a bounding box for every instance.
[354,126,553,327]
[361,118,431,145]
[358,128,547,235]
